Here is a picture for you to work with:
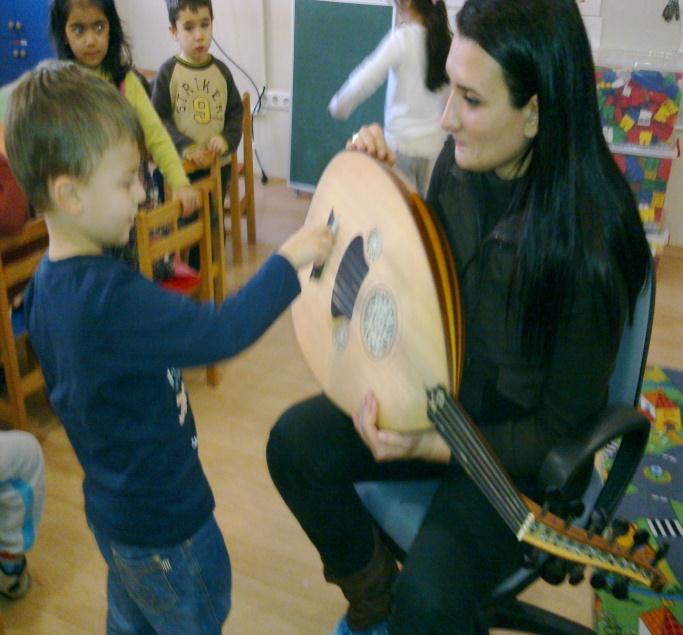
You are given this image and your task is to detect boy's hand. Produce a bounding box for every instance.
[278,224,335,271]
[184,148,213,168]
[172,185,201,217]
[207,135,228,158]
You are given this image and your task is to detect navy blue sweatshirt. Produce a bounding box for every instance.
[25,253,299,546]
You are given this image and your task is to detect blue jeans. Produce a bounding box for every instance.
[90,514,231,634]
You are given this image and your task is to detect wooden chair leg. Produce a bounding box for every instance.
[242,93,256,245]
[206,365,220,386]
[229,153,243,265]
[2,347,28,431]
[209,162,227,302]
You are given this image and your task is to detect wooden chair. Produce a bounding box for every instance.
[227,92,256,265]
[0,218,48,430]
[135,189,222,386]
[182,155,227,303]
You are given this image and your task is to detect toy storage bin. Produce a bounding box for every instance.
[594,49,682,263]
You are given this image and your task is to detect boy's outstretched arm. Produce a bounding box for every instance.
[97,223,335,370]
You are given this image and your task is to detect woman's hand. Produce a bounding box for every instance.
[353,392,451,463]
[346,123,396,166]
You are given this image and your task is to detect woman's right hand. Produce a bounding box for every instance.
[346,123,396,166]
[353,392,452,464]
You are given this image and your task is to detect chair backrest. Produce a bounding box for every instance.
[227,92,256,265]
[135,190,224,386]
[0,217,49,429]
[355,262,657,556]
[608,264,655,408]
[135,190,213,302]
[184,156,228,304]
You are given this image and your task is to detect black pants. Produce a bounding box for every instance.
[266,394,530,634]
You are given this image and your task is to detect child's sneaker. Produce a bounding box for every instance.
[332,615,389,635]
[0,557,31,599]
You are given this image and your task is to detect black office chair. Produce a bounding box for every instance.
[355,264,656,634]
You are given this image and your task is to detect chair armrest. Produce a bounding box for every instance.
[539,405,650,504]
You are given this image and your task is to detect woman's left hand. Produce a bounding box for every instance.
[353,392,451,463]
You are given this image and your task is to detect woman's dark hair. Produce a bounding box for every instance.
[49,0,133,85]
[402,0,451,91]
[457,0,651,360]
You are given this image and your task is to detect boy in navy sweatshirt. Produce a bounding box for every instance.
[4,59,332,634]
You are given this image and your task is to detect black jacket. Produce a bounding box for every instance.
[427,138,626,481]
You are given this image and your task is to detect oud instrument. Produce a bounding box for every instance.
[291,151,667,592]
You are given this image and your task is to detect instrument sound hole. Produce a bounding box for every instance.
[331,236,369,320]
[361,288,397,359]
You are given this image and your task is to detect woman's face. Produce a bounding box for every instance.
[441,30,538,179]
[65,2,110,70]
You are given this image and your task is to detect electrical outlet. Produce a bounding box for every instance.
[262,89,291,112]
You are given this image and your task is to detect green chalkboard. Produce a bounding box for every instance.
[290,0,393,190]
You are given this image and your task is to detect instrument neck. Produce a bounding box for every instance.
[426,386,531,536]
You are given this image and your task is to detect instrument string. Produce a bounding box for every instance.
[331,248,369,319]
[330,234,528,529]
[435,396,528,530]
[444,397,529,523]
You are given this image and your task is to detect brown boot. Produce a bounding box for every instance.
[324,527,398,631]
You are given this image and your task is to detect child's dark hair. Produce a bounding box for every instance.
[49,0,133,85]
[166,0,214,25]
[400,0,451,91]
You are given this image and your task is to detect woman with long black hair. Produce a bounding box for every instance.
[268,1,652,633]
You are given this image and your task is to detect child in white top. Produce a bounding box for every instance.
[329,0,451,196]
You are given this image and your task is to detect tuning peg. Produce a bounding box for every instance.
[651,543,670,566]
[540,558,567,585]
[567,499,585,519]
[611,518,630,539]
[633,529,650,544]
[522,549,540,570]
[611,578,629,600]
[541,487,560,515]
[567,563,585,585]
[590,571,607,589]
[589,508,608,534]
[629,529,650,553]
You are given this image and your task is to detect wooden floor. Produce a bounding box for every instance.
[1,179,682,634]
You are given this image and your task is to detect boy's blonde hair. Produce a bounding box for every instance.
[4,60,144,212]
